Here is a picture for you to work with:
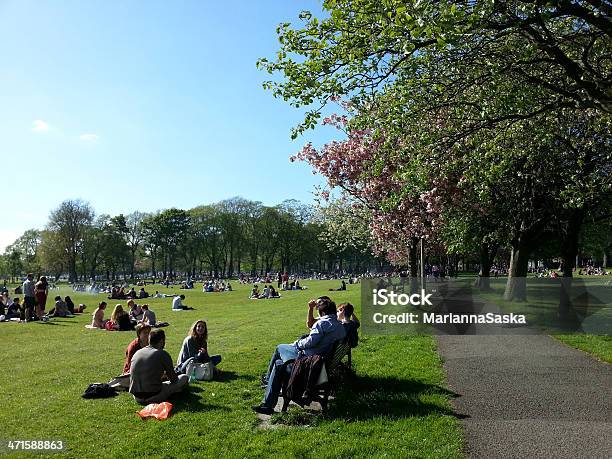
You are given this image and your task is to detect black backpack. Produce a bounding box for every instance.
[82,383,118,399]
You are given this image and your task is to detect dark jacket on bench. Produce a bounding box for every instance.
[285,354,325,406]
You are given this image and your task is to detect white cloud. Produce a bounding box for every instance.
[79,133,99,141]
[31,120,50,132]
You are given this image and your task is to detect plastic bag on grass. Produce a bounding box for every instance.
[137,402,173,420]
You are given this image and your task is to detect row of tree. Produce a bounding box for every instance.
[1,198,386,283]
[258,0,612,316]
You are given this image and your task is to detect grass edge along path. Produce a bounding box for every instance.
[0,280,463,459]
[554,335,612,363]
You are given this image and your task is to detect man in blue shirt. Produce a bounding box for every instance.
[253,297,346,415]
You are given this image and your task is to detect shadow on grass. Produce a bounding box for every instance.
[271,372,467,428]
[170,385,231,414]
[326,373,465,421]
[215,370,256,383]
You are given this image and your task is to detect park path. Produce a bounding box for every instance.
[436,335,612,459]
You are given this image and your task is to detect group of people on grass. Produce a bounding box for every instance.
[109,286,152,300]
[0,273,86,322]
[203,280,232,292]
[577,266,609,276]
[121,320,222,404]
[114,295,358,411]
[90,294,194,330]
[91,300,159,330]
[250,284,281,299]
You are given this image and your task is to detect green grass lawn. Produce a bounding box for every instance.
[554,335,612,363]
[0,280,463,458]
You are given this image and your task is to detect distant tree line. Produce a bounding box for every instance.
[0,197,387,282]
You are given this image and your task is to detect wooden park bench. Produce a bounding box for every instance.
[279,339,352,412]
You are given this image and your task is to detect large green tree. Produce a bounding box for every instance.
[47,199,94,282]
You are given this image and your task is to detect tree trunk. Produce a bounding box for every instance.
[151,254,156,283]
[558,209,584,324]
[68,252,77,282]
[409,238,418,277]
[475,243,497,291]
[228,250,234,277]
[503,242,530,301]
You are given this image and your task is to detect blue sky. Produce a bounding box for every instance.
[0,0,342,251]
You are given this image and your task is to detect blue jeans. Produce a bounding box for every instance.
[262,344,298,408]
[176,354,222,374]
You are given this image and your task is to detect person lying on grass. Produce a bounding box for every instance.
[328,280,347,291]
[129,328,189,404]
[175,320,222,375]
[91,301,108,328]
[253,297,346,415]
[64,296,85,314]
[123,323,151,375]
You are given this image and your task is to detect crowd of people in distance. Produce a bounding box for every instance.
[250,284,281,299]
[108,286,152,300]
[0,274,87,322]
[536,270,560,279]
[119,319,223,404]
[202,280,232,292]
[578,266,609,276]
[179,279,195,289]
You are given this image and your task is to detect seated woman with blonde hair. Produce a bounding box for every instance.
[175,320,222,374]
[108,304,134,331]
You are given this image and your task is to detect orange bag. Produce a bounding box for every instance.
[137,402,173,420]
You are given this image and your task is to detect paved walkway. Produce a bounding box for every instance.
[437,335,612,459]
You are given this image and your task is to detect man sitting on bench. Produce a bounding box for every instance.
[252,297,346,415]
